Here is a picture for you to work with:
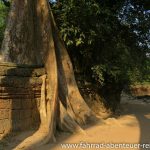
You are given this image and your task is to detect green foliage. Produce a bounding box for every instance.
[91,65,106,85]
[127,67,143,84]
[0,1,8,47]
[51,0,149,86]
[142,58,150,83]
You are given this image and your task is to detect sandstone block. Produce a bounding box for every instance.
[0,110,10,119]
[0,100,10,109]
[20,109,31,119]
[11,99,21,109]
[12,110,20,121]
[22,99,32,109]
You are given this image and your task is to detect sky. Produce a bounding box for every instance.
[50,0,56,2]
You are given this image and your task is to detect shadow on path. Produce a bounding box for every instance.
[120,102,150,150]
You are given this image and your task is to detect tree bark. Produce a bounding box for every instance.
[0,0,96,145]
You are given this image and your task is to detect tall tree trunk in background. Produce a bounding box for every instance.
[0,0,96,144]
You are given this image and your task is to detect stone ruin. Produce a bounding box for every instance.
[0,63,45,138]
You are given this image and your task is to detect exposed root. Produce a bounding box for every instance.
[50,8,97,126]
[1,0,97,147]
[59,100,85,134]
[39,75,47,125]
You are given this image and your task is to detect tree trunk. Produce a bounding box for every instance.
[0,0,96,145]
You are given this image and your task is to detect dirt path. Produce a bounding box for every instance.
[1,99,150,150]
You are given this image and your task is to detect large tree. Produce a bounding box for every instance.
[51,0,150,110]
[0,0,96,145]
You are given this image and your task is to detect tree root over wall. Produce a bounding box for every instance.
[0,0,97,148]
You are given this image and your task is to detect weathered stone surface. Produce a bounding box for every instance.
[0,100,10,109]
[21,99,32,109]
[0,128,4,134]
[11,99,21,109]
[0,119,11,134]
[0,110,10,119]
[0,63,45,77]
[0,63,45,136]
[11,110,21,121]
[0,120,5,134]
[0,76,43,88]
[130,85,150,97]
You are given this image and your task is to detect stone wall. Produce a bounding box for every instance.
[130,84,150,97]
[0,63,45,137]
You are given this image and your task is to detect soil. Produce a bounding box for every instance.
[1,94,150,150]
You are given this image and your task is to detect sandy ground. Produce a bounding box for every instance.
[1,96,150,150]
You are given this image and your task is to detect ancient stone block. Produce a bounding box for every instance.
[130,85,150,97]
[20,109,31,119]
[11,110,20,121]
[12,120,21,131]
[12,118,32,131]
[11,99,21,109]
[0,63,44,135]
[0,100,11,109]
[35,98,40,108]
[0,120,4,134]
[31,109,40,122]
[21,118,32,130]
[22,99,32,109]
[0,63,45,77]
[0,119,11,135]
[0,110,10,119]
[3,119,11,133]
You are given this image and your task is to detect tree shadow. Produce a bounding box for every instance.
[120,102,150,150]
[45,100,150,150]
[0,63,44,150]
[1,72,150,150]
[12,120,103,150]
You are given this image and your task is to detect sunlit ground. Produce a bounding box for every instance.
[2,95,150,150]
[36,96,150,150]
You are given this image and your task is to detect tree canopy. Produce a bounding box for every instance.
[51,0,150,86]
[0,0,149,85]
